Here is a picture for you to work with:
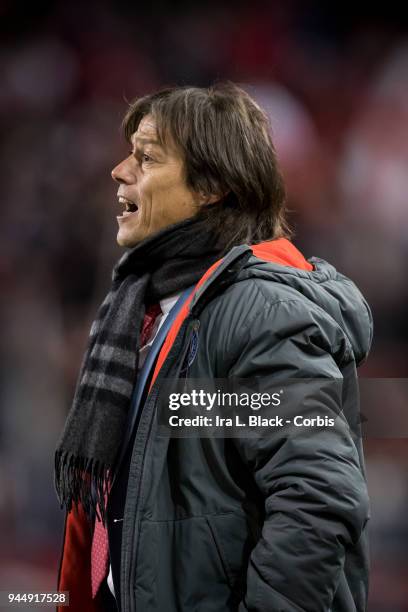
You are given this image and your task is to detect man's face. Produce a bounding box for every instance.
[111,114,201,247]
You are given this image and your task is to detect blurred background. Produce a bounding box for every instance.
[0,1,407,610]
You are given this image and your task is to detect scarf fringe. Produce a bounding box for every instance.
[54,450,111,526]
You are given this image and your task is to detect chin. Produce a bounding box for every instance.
[116,231,141,248]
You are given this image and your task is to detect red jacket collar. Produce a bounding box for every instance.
[251,238,313,271]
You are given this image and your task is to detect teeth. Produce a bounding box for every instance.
[118,196,138,213]
[118,196,134,205]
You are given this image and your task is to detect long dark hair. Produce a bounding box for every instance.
[123,82,291,250]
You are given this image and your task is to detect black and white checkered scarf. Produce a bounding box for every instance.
[54,216,227,523]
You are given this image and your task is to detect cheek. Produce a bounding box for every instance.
[145,173,192,211]
[139,163,199,227]
[160,185,196,222]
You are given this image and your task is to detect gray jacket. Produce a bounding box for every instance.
[110,243,373,612]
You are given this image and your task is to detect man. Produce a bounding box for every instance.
[55,83,372,611]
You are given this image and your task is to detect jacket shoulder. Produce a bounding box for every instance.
[196,277,353,377]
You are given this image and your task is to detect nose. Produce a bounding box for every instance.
[111,157,134,184]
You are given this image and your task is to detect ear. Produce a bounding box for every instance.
[197,192,226,206]
[206,193,221,205]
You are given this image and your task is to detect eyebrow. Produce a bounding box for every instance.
[132,136,161,147]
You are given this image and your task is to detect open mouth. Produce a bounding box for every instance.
[118,196,139,217]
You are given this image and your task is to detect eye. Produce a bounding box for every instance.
[130,149,154,164]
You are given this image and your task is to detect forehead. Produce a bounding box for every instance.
[131,114,161,146]
[131,114,181,158]
[130,115,166,150]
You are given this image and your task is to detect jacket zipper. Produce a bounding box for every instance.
[182,319,200,389]
[122,316,197,612]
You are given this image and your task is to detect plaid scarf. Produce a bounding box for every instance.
[54,216,227,523]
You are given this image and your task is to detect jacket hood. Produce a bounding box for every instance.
[241,239,373,367]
